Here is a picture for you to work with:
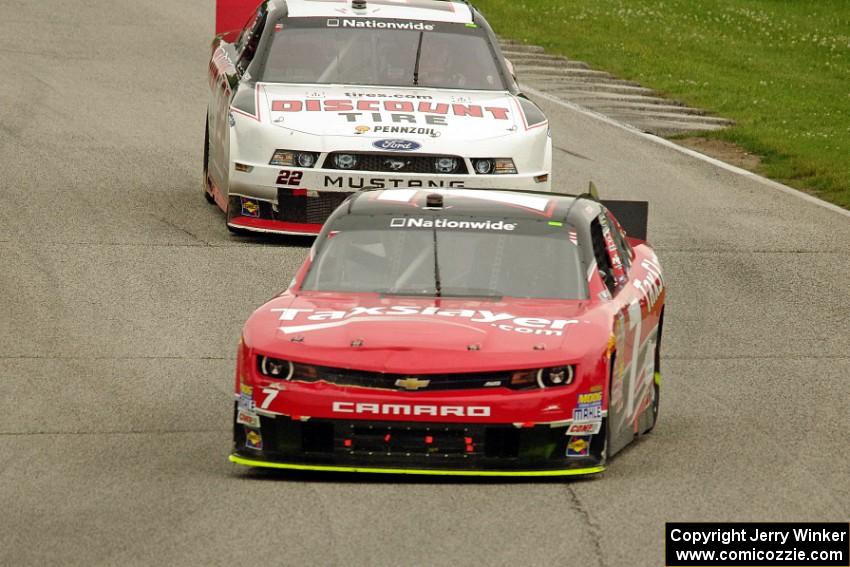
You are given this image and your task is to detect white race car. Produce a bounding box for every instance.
[206,0,552,235]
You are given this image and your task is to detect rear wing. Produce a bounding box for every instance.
[601,200,649,241]
[217,0,260,35]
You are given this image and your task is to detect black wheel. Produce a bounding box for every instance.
[203,117,215,204]
[600,352,618,465]
[642,312,664,434]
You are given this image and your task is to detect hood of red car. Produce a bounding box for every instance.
[243,292,610,374]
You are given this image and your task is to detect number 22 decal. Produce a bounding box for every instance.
[276,169,303,186]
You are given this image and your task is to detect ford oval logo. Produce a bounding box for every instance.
[372,139,421,152]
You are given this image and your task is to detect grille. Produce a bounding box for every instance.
[241,413,590,467]
[297,421,528,459]
[286,364,517,392]
[337,423,480,456]
[277,189,352,224]
[324,152,469,175]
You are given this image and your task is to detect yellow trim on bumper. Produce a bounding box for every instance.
[229,454,604,477]
[654,371,662,386]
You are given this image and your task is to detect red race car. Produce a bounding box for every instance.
[230,188,665,476]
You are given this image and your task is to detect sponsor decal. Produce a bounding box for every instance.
[634,258,665,311]
[240,197,260,218]
[566,436,590,457]
[336,0,455,12]
[345,92,433,100]
[238,384,255,411]
[329,19,436,31]
[377,188,554,214]
[567,421,601,436]
[572,390,603,423]
[577,392,602,405]
[270,99,511,128]
[332,401,490,417]
[572,407,603,421]
[374,125,441,137]
[236,409,261,429]
[272,307,579,337]
[325,176,465,189]
[354,125,370,135]
[245,429,263,450]
[390,217,517,231]
[373,139,421,151]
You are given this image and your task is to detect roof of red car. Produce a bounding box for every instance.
[341,188,596,223]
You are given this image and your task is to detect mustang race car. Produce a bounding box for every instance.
[206,0,552,236]
[230,188,666,476]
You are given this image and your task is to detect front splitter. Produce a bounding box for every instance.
[229,454,605,477]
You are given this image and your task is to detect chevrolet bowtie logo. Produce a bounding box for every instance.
[394,377,431,391]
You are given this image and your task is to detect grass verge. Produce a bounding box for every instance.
[475,0,850,208]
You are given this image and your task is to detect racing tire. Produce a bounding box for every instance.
[602,353,617,465]
[203,117,215,205]
[642,311,664,435]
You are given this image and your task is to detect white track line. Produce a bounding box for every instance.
[522,84,850,220]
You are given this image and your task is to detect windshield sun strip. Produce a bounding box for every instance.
[253,17,507,91]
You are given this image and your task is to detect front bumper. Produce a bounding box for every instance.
[231,412,605,477]
[227,192,342,236]
[229,456,603,477]
[226,166,551,236]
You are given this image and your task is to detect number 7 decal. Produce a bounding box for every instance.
[259,388,279,410]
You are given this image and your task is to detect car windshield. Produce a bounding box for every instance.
[259,19,506,90]
[301,218,586,299]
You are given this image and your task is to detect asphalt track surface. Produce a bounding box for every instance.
[2,1,849,566]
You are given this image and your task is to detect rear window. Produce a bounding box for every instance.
[258,18,506,90]
[302,216,587,300]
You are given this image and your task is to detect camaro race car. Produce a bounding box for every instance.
[230,188,666,476]
[206,0,552,235]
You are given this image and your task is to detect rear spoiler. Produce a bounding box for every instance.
[601,200,649,241]
[217,0,261,35]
